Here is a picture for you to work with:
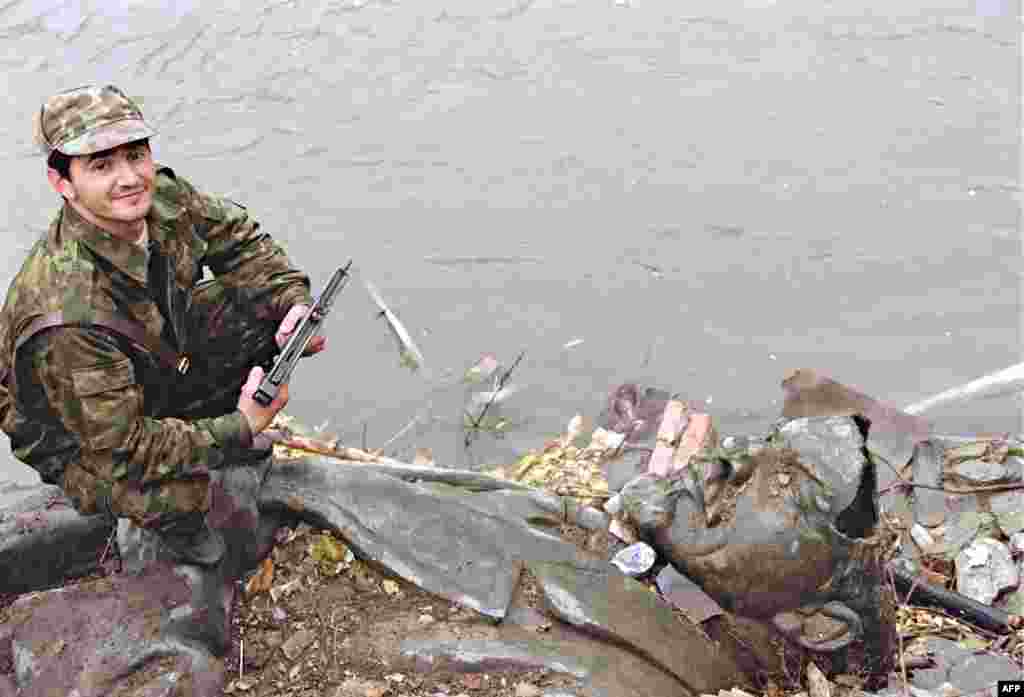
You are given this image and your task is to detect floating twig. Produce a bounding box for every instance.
[379,414,421,452]
[465,350,525,447]
[363,277,426,372]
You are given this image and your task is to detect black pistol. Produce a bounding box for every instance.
[254,261,352,406]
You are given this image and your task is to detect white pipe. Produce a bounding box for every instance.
[904,362,1024,415]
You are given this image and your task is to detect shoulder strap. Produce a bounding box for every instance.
[8,311,185,377]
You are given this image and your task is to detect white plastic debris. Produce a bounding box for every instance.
[911,523,935,550]
[956,538,1019,605]
[611,542,656,577]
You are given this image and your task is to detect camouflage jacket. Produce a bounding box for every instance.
[0,165,312,485]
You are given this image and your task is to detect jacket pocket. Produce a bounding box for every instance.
[71,358,142,451]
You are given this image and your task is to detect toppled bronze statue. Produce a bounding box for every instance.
[602,381,900,683]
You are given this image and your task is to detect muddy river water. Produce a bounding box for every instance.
[0,0,1019,481]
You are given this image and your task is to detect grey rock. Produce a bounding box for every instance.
[953,458,1012,485]
[0,566,226,697]
[902,666,948,691]
[947,652,1023,695]
[912,441,946,528]
[955,538,1018,605]
[0,481,112,595]
[0,450,293,697]
[916,635,972,667]
[655,564,723,624]
[944,511,989,557]
[989,490,1024,536]
[1003,456,1024,481]
[528,558,747,695]
[901,635,965,689]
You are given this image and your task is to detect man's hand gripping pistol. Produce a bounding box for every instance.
[254,260,352,406]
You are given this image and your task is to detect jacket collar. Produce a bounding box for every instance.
[54,198,177,287]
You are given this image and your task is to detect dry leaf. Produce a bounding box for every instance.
[588,427,624,453]
[806,662,831,697]
[513,453,542,481]
[382,579,401,596]
[269,577,302,603]
[563,413,588,446]
[462,674,484,690]
[245,557,275,596]
[464,353,499,384]
[515,682,542,697]
[310,534,348,563]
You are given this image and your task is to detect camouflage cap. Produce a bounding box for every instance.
[34,84,157,157]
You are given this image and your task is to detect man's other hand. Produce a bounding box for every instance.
[275,304,327,355]
[238,366,289,435]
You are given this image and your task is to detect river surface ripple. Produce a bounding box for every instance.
[0,0,1019,480]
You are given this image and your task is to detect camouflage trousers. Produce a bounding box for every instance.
[62,279,280,532]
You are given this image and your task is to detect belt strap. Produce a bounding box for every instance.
[8,311,185,377]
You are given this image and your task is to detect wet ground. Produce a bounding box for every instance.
[0,0,1019,481]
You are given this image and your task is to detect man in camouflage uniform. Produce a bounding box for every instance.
[0,85,325,566]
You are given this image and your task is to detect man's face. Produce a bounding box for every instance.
[62,141,155,238]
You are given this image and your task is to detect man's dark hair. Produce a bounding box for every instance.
[47,149,72,181]
[46,138,151,183]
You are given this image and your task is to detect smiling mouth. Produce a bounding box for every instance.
[114,190,147,201]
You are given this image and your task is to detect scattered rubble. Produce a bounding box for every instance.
[3,371,1024,696]
[955,538,1018,606]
